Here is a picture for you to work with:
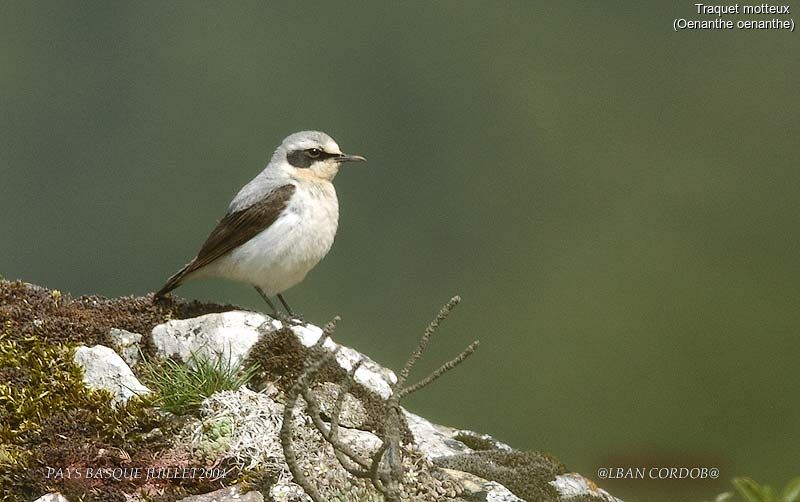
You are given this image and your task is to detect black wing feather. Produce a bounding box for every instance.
[155,184,296,298]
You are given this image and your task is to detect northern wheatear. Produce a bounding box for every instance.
[154,131,366,317]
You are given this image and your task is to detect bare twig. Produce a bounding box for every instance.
[398,295,461,387]
[379,405,403,501]
[278,318,339,502]
[322,315,341,338]
[278,297,479,501]
[328,361,372,477]
[280,371,326,502]
[301,386,371,470]
[399,340,480,398]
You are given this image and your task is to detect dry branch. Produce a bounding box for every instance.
[279,296,479,501]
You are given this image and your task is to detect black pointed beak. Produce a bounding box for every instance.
[337,153,366,163]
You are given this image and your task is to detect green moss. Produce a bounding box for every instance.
[453,432,498,451]
[434,450,567,502]
[0,334,166,500]
[0,280,243,501]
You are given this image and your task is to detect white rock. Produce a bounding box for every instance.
[150,311,396,399]
[176,485,264,502]
[109,328,142,367]
[403,410,473,459]
[552,472,623,501]
[73,345,150,404]
[483,481,525,502]
[336,426,382,455]
[33,494,69,502]
[403,409,516,462]
[283,321,396,399]
[152,310,277,369]
[438,469,524,502]
[289,322,336,349]
[312,381,367,428]
[333,345,396,399]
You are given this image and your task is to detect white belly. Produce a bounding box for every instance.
[199,182,339,296]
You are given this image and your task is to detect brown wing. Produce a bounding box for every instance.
[155,184,296,298]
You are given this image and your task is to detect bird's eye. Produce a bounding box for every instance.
[306,148,322,159]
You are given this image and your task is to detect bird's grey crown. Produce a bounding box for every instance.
[276,131,343,169]
[278,131,341,156]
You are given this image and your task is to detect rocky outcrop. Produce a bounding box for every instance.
[76,310,619,502]
[1,280,620,502]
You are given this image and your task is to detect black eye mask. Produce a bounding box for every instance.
[286,148,338,168]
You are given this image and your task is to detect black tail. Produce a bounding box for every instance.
[154,262,193,300]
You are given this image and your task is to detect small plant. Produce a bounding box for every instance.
[280,296,480,502]
[705,476,800,502]
[140,350,260,415]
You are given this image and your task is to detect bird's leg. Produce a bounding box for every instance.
[254,286,279,317]
[277,293,294,316]
[277,293,303,324]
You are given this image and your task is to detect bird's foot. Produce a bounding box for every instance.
[287,313,305,326]
[276,294,303,324]
[274,311,305,326]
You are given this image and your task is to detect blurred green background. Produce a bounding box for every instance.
[1,2,798,501]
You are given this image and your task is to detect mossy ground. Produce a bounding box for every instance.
[0,280,594,502]
[452,432,500,452]
[435,450,568,501]
[0,280,239,501]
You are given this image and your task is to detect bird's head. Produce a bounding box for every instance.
[271,131,366,182]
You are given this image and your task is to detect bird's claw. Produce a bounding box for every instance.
[275,311,305,326]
